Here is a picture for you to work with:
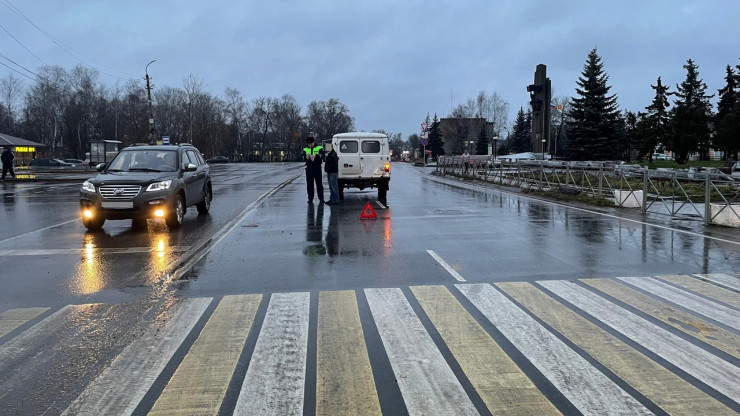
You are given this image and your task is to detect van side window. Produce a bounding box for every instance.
[339,141,358,153]
[361,141,381,153]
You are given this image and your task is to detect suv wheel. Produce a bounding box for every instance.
[166,194,185,228]
[82,217,105,231]
[196,186,211,214]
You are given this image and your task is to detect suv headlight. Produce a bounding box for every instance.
[82,181,96,193]
[146,180,172,192]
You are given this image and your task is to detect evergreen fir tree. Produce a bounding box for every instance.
[564,48,622,160]
[428,113,444,157]
[475,123,488,155]
[715,64,740,161]
[639,77,672,161]
[510,108,529,153]
[669,59,713,163]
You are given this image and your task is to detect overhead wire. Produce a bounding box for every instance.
[0,0,136,81]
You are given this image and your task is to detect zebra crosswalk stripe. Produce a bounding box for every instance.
[411,285,561,415]
[539,280,740,404]
[582,278,740,359]
[457,283,653,415]
[0,307,49,338]
[617,276,740,331]
[148,294,261,416]
[694,273,740,291]
[499,281,735,415]
[365,287,479,416]
[234,292,310,416]
[62,297,212,416]
[316,290,381,416]
[655,275,740,309]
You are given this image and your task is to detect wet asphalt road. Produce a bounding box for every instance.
[0,162,739,415]
[2,162,737,308]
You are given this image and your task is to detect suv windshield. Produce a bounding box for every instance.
[108,150,178,172]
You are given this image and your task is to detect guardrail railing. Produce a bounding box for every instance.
[434,157,740,227]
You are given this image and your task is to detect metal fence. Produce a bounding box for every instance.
[435,156,740,227]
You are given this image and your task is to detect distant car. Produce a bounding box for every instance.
[29,158,75,168]
[64,158,86,165]
[652,153,673,161]
[206,156,228,164]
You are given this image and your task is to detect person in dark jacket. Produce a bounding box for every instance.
[1,147,16,181]
[324,143,339,204]
[302,137,325,204]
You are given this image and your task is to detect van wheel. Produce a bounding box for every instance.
[166,194,185,228]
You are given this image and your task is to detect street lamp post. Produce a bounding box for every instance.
[492,135,499,163]
[145,60,156,144]
[542,139,547,161]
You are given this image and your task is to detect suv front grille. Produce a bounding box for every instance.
[99,185,142,199]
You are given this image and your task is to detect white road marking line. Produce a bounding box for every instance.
[365,287,479,416]
[617,276,740,331]
[0,246,191,256]
[457,283,652,415]
[427,250,466,282]
[539,280,740,404]
[234,292,310,416]
[694,273,740,291]
[0,219,79,244]
[0,306,74,361]
[62,297,212,416]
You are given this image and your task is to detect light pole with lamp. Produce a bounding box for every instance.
[492,135,498,162]
[542,139,547,161]
[145,60,156,144]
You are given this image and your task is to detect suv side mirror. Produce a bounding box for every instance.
[96,163,106,171]
[184,163,197,172]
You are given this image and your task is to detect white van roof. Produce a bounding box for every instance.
[333,132,387,139]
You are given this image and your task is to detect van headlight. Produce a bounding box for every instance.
[146,180,172,191]
[81,181,96,193]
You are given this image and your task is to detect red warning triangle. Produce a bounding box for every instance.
[360,201,378,219]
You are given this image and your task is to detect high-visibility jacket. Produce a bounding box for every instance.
[303,145,324,168]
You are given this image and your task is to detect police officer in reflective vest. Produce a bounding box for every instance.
[302,136,325,204]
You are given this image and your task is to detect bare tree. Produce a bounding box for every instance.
[183,74,205,144]
[0,73,24,133]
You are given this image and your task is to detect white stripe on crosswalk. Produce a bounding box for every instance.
[540,280,740,404]
[617,276,740,331]
[234,292,310,416]
[457,283,653,415]
[365,287,479,416]
[0,307,49,338]
[62,297,212,416]
[693,273,740,291]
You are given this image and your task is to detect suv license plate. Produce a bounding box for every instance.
[102,201,133,209]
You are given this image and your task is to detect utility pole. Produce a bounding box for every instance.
[145,60,156,144]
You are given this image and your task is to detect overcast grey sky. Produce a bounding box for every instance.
[2,0,738,138]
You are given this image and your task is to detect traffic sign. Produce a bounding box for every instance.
[421,138,428,146]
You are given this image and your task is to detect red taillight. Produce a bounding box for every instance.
[384,162,390,172]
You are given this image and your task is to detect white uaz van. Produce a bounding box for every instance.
[329,132,390,205]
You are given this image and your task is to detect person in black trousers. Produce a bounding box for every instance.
[302,137,325,204]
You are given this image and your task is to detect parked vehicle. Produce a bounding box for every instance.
[64,159,86,166]
[29,158,75,168]
[206,155,228,164]
[330,132,390,205]
[79,143,212,230]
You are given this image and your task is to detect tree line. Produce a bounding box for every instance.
[0,66,369,161]
[415,48,739,164]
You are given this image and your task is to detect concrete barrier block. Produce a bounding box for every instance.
[710,203,740,227]
[614,190,643,208]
